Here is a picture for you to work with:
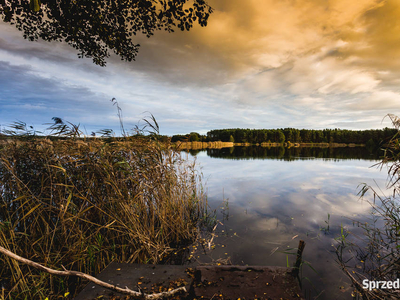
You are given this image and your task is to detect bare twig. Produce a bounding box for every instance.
[0,246,186,299]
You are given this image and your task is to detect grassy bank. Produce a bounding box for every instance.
[174,141,234,150]
[0,136,210,299]
[174,140,366,150]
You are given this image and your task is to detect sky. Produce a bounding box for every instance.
[1,0,400,136]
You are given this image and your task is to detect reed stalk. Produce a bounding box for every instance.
[335,114,400,300]
[0,129,209,298]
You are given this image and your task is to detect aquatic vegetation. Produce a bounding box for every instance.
[335,114,400,300]
[0,117,210,299]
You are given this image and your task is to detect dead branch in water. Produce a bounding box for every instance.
[0,245,186,299]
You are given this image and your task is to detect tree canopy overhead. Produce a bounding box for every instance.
[0,0,213,66]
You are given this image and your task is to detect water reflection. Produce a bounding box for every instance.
[189,145,381,161]
[185,147,387,300]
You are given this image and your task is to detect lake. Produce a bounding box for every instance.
[183,146,389,300]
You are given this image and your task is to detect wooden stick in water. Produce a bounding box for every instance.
[0,245,186,299]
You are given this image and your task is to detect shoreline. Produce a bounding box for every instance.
[174,141,366,150]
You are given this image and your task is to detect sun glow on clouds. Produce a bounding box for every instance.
[1,0,400,134]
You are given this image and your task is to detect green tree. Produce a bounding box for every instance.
[171,134,188,142]
[293,129,301,143]
[189,132,200,142]
[284,128,293,143]
[276,130,285,143]
[229,135,234,143]
[0,0,213,66]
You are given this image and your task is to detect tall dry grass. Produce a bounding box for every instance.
[335,114,400,300]
[0,131,209,298]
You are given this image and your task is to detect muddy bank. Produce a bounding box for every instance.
[75,262,304,300]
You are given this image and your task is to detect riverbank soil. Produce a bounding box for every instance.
[75,263,304,300]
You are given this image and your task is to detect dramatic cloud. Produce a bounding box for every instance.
[1,0,399,134]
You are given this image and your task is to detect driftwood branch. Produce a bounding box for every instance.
[0,246,186,299]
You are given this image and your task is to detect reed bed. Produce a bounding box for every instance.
[335,114,400,300]
[0,135,209,299]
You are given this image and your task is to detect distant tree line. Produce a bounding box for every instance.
[171,132,205,142]
[172,128,398,147]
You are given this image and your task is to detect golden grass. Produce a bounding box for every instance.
[0,137,209,299]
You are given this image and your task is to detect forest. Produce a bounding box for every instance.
[172,127,398,147]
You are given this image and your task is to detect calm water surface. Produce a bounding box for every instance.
[185,146,389,300]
